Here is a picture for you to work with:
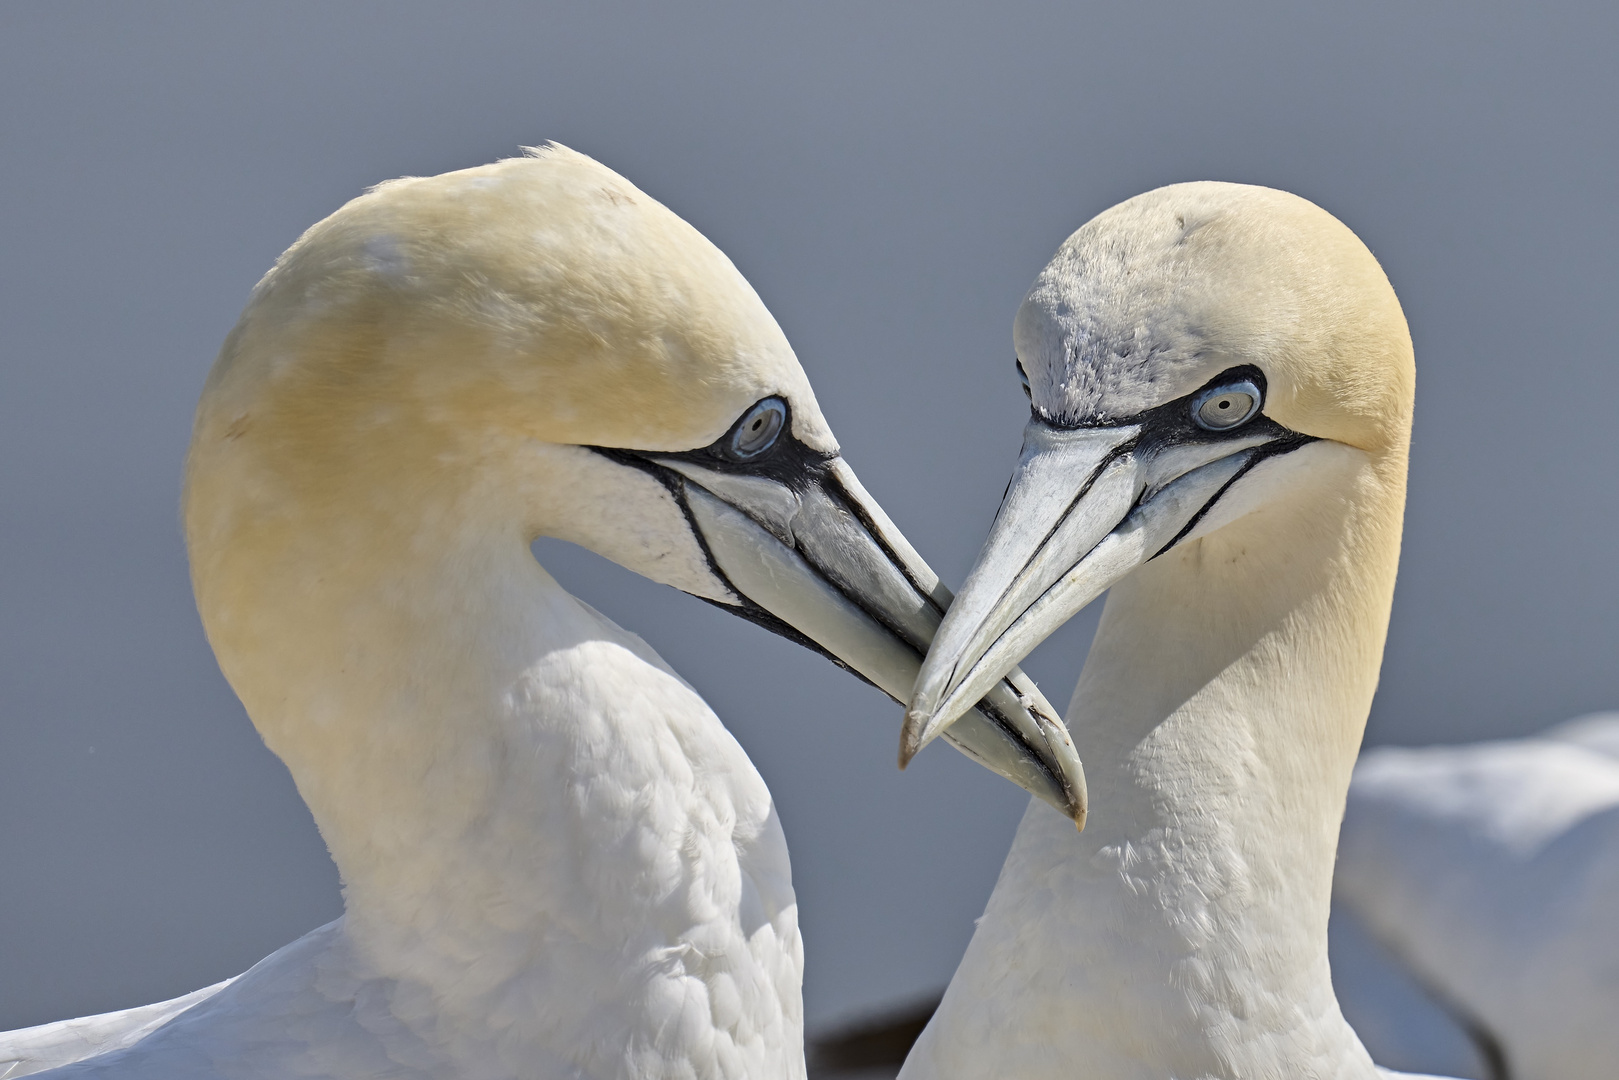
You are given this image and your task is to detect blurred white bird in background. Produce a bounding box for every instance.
[0,147,1084,1080]
[894,182,1460,1080]
[1334,712,1619,1080]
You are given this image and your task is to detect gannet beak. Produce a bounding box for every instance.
[625,451,1087,823]
[904,416,1313,764]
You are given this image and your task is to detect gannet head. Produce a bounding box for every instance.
[903,182,1414,764]
[184,145,1084,819]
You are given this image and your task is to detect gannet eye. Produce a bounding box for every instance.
[1192,380,1261,431]
[727,397,787,460]
[1016,359,1032,400]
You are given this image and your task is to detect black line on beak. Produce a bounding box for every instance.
[822,467,942,620]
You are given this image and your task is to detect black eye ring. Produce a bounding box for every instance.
[724,397,787,461]
[1191,379,1262,431]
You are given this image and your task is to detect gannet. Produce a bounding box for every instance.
[0,146,1083,1080]
[1336,712,1619,1080]
[894,182,1455,1079]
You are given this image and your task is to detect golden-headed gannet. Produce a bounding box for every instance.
[895,182,1454,1079]
[1336,712,1619,1080]
[0,145,1081,1080]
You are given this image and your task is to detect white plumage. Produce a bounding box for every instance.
[1336,713,1619,1080]
[898,182,1457,1079]
[0,147,1080,1080]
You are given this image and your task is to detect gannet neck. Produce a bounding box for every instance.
[906,439,1407,1080]
[145,144,1089,1078]
[185,435,804,1076]
[7,148,1101,1077]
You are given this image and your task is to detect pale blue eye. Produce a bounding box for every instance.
[1192,380,1261,431]
[729,398,786,459]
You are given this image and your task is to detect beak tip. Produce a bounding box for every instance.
[897,709,931,769]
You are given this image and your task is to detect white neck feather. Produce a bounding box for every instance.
[188,444,804,1077]
[905,442,1405,1080]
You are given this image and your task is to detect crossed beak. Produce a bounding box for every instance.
[621,449,1090,824]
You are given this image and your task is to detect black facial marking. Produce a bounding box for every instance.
[593,430,872,684]
[605,397,836,490]
[1100,365,1318,559]
[1039,364,1270,437]
[1020,365,1318,564]
[587,397,881,677]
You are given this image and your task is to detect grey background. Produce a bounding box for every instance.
[3,0,1616,1039]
